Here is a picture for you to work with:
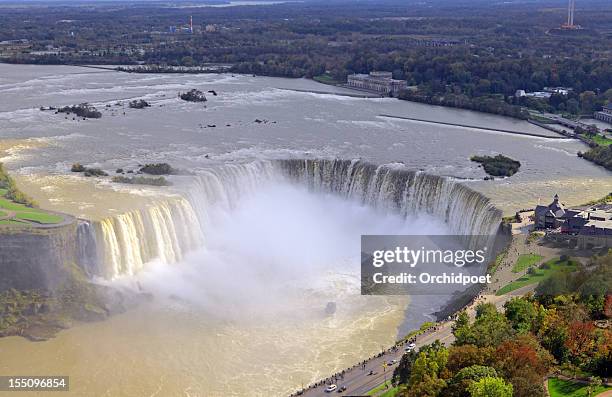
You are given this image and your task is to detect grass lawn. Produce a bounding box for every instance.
[489,249,507,275]
[512,253,544,273]
[0,194,62,225]
[591,134,612,147]
[529,114,557,124]
[15,211,63,224]
[313,74,342,85]
[366,380,400,396]
[548,378,612,397]
[496,258,578,296]
[378,387,400,397]
[0,196,31,211]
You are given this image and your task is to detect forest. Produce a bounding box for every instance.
[391,252,611,397]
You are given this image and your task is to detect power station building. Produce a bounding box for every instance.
[347,72,408,96]
[595,103,612,124]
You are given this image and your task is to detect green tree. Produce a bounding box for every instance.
[454,304,514,348]
[406,374,447,397]
[580,91,597,113]
[393,350,418,386]
[566,98,580,114]
[468,377,513,397]
[504,297,538,334]
[447,345,495,374]
[444,365,498,397]
[406,342,449,397]
[453,311,469,333]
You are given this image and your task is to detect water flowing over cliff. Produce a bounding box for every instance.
[78,159,501,278]
[277,159,502,238]
[185,161,279,227]
[78,198,203,278]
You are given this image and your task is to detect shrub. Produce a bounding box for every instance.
[83,168,108,177]
[178,89,207,102]
[470,154,521,177]
[128,99,150,109]
[112,176,171,186]
[57,103,101,119]
[139,163,176,175]
[71,163,85,172]
[0,162,37,207]
[71,164,108,177]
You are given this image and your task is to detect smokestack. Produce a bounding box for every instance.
[562,0,579,29]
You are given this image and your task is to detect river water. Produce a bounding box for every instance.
[0,64,610,396]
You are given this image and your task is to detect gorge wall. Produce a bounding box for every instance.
[0,219,78,292]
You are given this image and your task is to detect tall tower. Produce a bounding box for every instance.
[190,15,193,34]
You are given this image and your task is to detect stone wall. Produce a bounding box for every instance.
[0,219,78,292]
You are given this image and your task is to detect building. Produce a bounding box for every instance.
[579,218,612,249]
[412,39,460,47]
[347,72,408,96]
[544,87,572,96]
[537,194,612,249]
[595,103,612,124]
[526,91,552,99]
[535,194,566,229]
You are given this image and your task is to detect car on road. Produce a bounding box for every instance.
[325,384,337,393]
[367,370,378,376]
[405,342,417,352]
[337,385,347,393]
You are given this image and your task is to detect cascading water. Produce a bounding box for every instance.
[185,161,279,228]
[78,197,203,278]
[77,158,502,279]
[277,159,502,237]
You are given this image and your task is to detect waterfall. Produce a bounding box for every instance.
[185,161,279,229]
[78,197,203,278]
[77,158,501,279]
[276,159,502,238]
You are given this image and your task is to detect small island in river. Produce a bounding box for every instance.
[471,154,521,178]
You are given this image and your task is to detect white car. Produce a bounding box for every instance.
[325,384,338,393]
[405,343,417,352]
